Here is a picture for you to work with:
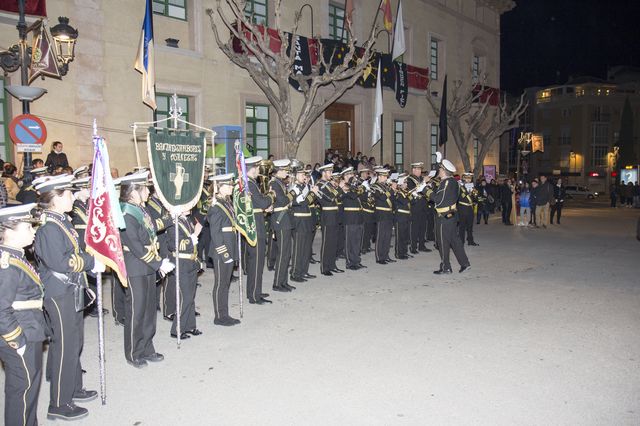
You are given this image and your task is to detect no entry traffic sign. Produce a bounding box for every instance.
[9,114,47,145]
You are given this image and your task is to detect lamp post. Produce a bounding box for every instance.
[0,0,78,175]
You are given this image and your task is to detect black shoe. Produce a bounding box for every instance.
[259,297,272,304]
[214,317,240,326]
[410,249,419,254]
[476,222,480,225]
[331,268,345,273]
[267,266,275,271]
[386,259,396,263]
[303,273,316,279]
[283,283,296,290]
[290,276,307,283]
[347,265,360,270]
[127,358,148,369]
[356,264,367,269]
[249,299,264,304]
[396,255,409,260]
[230,275,238,282]
[309,258,319,264]
[186,329,203,336]
[47,403,89,421]
[272,285,291,292]
[433,268,453,275]
[261,293,270,298]
[321,271,333,276]
[195,311,201,317]
[144,353,164,362]
[227,316,241,324]
[459,265,471,273]
[163,314,175,322]
[468,242,479,246]
[419,247,432,253]
[376,260,388,265]
[171,332,191,339]
[484,221,488,225]
[73,388,98,402]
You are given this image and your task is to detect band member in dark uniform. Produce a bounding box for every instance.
[359,169,375,254]
[407,163,430,253]
[458,172,479,246]
[315,164,341,276]
[394,174,412,259]
[118,171,174,368]
[145,190,172,316]
[269,159,296,291]
[165,211,202,339]
[0,204,47,426]
[427,160,471,275]
[34,175,101,420]
[371,168,395,264]
[290,163,316,282]
[244,156,273,304]
[341,167,365,270]
[334,172,346,260]
[208,174,240,325]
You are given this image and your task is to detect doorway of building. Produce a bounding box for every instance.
[324,102,355,157]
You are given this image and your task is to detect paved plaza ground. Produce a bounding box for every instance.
[3,200,640,425]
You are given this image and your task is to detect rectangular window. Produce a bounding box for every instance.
[591,123,608,167]
[246,103,269,158]
[473,138,479,166]
[472,55,480,79]
[153,0,187,20]
[430,124,439,166]
[394,120,404,171]
[559,127,571,145]
[244,0,268,25]
[430,39,438,80]
[154,93,190,129]
[0,77,11,161]
[329,3,347,42]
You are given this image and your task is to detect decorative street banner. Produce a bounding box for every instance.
[287,33,313,92]
[395,61,408,108]
[233,142,257,246]
[29,20,60,83]
[148,128,207,214]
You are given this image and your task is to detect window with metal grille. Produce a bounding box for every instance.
[246,103,269,158]
[430,124,438,167]
[154,93,190,129]
[394,120,404,171]
[153,0,187,20]
[329,3,348,42]
[472,55,480,79]
[244,0,268,25]
[430,39,439,80]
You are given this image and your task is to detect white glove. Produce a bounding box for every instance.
[290,185,301,195]
[417,183,427,192]
[362,181,370,190]
[224,258,234,264]
[91,258,106,274]
[17,345,26,356]
[190,233,198,246]
[159,258,175,275]
[301,185,309,198]
[296,193,306,203]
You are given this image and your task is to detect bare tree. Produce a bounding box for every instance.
[207,0,378,158]
[426,78,528,178]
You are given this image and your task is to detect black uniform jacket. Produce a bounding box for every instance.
[269,178,294,231]
[207,197,238,263]
[372,182,394,221]
[291,183,316,231]
[316,179,339,226]
[120,202,162,278]
[248,177,274,238]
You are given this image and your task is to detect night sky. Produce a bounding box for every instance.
[500,0,640,94]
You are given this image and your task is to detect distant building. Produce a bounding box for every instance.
[502,67,640,192]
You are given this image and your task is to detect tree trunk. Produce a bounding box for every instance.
[285,134,299,159]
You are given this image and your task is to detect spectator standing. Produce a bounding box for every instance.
[550,178,566,224]
[44,141,69,173]
[476,179,491,224]
[535,174,553,228]
[530,179,539,225]
[500,178,513,225]
[633,182,640,208]
[610,184,618,207]
[518,182,531,226]
[625,182,634,207]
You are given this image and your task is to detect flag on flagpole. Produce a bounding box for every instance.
[85,135,128,286]
[371,58,383,147]
[134,0,156,110]
[233,141,257,246]
[439,75,448,147]
[392,0,406,61]
[379,0,393,32]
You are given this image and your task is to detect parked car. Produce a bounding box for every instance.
[565,185,599,199]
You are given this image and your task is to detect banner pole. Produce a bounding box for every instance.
[238,232,243,318]
[174,213,181,348]
[133,124,142,168]
[96,272,107,405]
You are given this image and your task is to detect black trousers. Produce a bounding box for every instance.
[198,223,211,266]
[246,235,266,302]
[410,210,427,250]
[124,274,157,362]
[292,228,313,278]
[501,202,512,223]
[112,275,126,324]
[345,223,363,268]
[435,215,470,270]
[336,223,345,257]
[476,203,489,224]
[458,206,476,244]
[213,256,233,320]
[273,228,292,287]
[166,264,198,335]
[395,221,410,258]
[426,209,435,241]
[362,221,375,252]
[267,231,277,270]
[375,220,392,262]
[550,203,563,223]
[320,223,338,273]
[44,294,83,408]
[0,341,43,426]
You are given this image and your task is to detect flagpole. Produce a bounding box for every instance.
[174,213,182,348]
[93,119,107,405]
[237,232,243,318]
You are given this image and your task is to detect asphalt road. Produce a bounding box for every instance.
[2,202,639,425]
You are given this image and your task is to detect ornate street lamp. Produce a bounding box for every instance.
[0,0,78,173]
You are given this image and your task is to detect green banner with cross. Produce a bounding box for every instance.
[147,128,207,214]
